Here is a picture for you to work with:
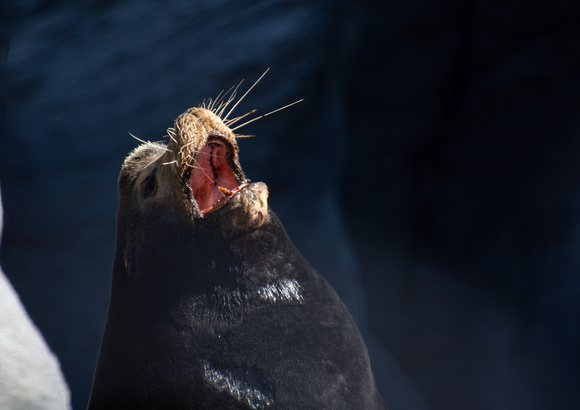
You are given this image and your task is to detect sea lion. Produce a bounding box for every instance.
[88,89,387,409]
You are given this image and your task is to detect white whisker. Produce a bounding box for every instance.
[231,99,303,131]
[128,132,147,144]
[225,109,257,126]
[223,68,270,121]
[166,128,178,144]
[209,88,227,113]
[129,132,172,151]
[216,80,243,118]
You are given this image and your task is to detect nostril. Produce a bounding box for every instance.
[207,141,224,150]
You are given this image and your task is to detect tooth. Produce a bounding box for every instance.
[218,186,232,196]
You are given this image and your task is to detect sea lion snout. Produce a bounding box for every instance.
[162,106,270,233]
[161,107,248,217]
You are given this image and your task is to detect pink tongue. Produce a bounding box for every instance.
[189,143,238,212]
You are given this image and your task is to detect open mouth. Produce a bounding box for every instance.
[186,137,246,214]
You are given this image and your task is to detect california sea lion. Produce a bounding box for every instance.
[88,84,387,409]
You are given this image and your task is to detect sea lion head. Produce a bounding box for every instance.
[116,107,270,283]
[120,107,269,227]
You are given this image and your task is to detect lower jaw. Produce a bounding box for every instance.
[200,183,249,214]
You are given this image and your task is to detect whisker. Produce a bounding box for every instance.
[129,132,173,151]
[213,82,240,113]
[224,109,257,126]
[166,128,178,144]
[128,132,148,144]
[231,99,304,131]
[223,68,270,121]
[216,80,243,118]
[209,88,227,113]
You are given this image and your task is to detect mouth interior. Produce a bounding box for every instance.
[188,138,243,214]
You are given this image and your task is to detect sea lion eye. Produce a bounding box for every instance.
[143,172,157,197]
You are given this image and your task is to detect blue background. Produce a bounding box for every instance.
[1,1,579,409]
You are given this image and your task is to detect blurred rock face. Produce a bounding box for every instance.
[0,190,71,410]
[1,1,579,409]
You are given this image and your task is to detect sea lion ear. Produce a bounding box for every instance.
[125,245,135,279]
[124,222,136,278]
